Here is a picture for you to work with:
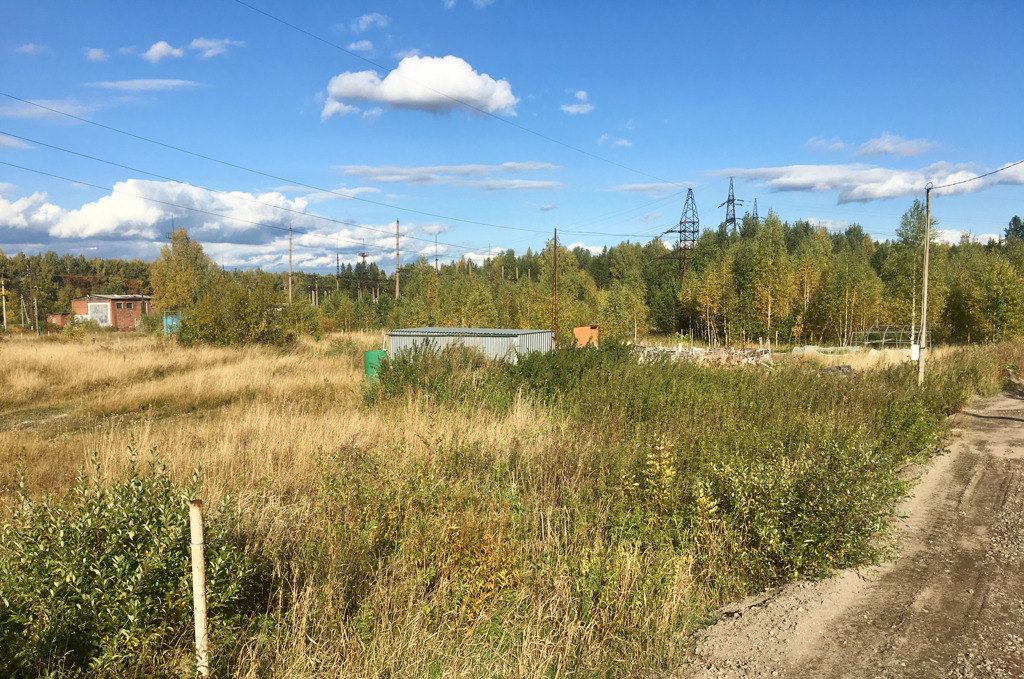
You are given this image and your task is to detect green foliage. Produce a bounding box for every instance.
[180,270,290,346]
[149,228,214,314]
[0,451,271,677]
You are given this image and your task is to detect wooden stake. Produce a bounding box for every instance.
[189,500,210,677]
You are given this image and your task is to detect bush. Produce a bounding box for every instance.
[0,451,271,677]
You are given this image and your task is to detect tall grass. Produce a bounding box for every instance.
[1,333,1021,677]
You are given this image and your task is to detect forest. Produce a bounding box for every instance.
[3,201,1023,346]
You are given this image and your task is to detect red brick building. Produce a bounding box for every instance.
[71,294,153,330]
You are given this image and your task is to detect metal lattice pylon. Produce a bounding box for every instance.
[718,177,744,234]
[658,188,700,260]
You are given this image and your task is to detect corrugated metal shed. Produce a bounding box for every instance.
[388,327,552,362]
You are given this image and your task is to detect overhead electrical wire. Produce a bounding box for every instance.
[230,0,676,186]
[930,159,1024,191]
[0,93,684,250]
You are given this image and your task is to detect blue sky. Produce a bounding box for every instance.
[2,0,1022,273]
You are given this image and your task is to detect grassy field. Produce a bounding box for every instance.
[1,332,1021,677]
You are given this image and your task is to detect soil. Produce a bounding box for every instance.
[674,387,1024,679]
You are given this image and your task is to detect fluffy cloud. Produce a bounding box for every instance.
[16,43,49,55]
[806,136,845,152]
[142,41,183,63]
[567,241,603,255]
[188,38,244,58]
[322,55,518,118]
[351,12,390,31]
[0,183,15,198]
[0,182,448,270]
[719,161,1024,204]
[561,90,593,115]
[610,182,689,197]
[87,79,200,91]
[338,162,562,190]
[419,222,451,235]
[932,230,1001,246]
[85,47,109,62]
[347,40,373,52]
[855,133,937,158]
[0,134,31,149]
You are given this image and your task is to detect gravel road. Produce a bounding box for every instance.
[675,388,1024,679]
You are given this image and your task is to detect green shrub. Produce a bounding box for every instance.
[0,451,271,677]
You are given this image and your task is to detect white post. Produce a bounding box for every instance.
[189,500,210,677]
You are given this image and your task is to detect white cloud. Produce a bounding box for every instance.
[0,183,16,198]
[85,47,109,62]
[597,133,631,147]
[419,222,451,235]
[807,218,849,231]
[933,229,1001,246]
[16,43,49,55]
[142,41,183,63]
[321,55,518,118]
[806,136,845,152]
[855,133,937,158]
[719,160,1024,204]
[611,182,689,197]
[0,98,99,120]
[351,12,390,31]
[86,79,200,91]
[394,48,421,59]
[347,40,374,52]
[527,202,558,211]
[188,38,245,58]
[631,213,662,223]
[561,90,593,115]
[567,241,603,255]
[0,134,31,149]
[444,0,456,7]
[338,162,562,190]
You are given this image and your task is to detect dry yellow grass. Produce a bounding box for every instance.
[0,332,556,506]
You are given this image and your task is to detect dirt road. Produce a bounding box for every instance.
[677,388,1024,679]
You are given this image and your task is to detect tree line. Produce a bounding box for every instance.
[3,202,1023,346]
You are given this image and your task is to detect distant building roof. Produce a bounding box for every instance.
[389,327,550,337]
[73,294,152,301]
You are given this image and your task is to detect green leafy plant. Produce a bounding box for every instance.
[0,450,271,677]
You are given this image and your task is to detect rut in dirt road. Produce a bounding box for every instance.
[677,389,1024,679]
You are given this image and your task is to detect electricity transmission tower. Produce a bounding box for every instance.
[751,198,759,223]
[657,188,701,264]
[718,177,743,234]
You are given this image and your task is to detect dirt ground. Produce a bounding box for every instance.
[675,387,1024,679]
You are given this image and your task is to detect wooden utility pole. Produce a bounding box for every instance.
[33,296,39,335]
[1,275,7,330]
[552,228,558,344]
[288,226,293,303]
[336,252,340,292]
[189,500,210,677]
[917,184,932,386]
[395,219,400,299]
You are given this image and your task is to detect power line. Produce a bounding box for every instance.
[0,92,543,243]
[0,129,488,254]
[231,0,675,186]
[931,159,1024,191]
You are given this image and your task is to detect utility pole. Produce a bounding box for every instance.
[1,275,7,330]
[395,219,400,299]
[435,235,439,274]
[917,184,932,386]
[33,295,39,335]
[288,226,293,303]
[336,251,340,292]
[552,228,558,345]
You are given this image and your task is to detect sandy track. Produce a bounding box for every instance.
[675,388,1024,679]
